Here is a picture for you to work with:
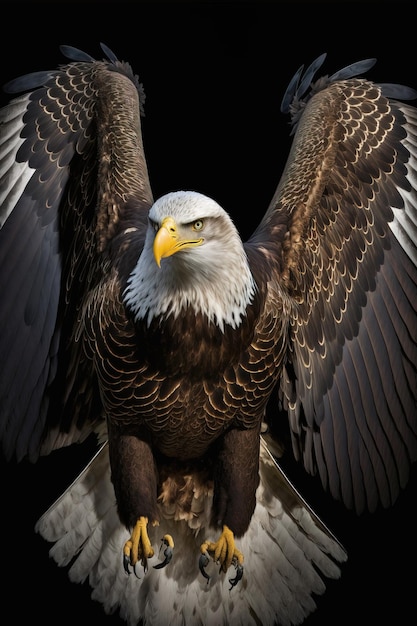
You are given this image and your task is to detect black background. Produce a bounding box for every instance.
[1,2,416,624]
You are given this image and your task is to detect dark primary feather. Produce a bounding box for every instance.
[59,44,96,62]
[280,53,379,114]
[3,71,56,94]
[281,52,417,134]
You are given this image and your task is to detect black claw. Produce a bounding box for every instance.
[123,554,145,578]
[228,563,243,590]
[154,545,173,569]
[199,552,211,584]
[142,557,149,575]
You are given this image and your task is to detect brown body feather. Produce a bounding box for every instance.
[79,258,286,532]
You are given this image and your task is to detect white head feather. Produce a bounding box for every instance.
[124,191,257,331]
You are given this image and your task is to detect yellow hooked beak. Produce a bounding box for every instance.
[153,216,204,267]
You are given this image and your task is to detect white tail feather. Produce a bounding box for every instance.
[35,439,347,626]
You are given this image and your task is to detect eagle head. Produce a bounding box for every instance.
[123,191,257,331]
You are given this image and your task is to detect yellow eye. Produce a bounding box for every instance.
[193,220,204,232]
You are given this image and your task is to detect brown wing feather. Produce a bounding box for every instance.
[0,49,153,461]
[255,79,417,513]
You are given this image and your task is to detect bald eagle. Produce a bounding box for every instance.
[1,45,417,625]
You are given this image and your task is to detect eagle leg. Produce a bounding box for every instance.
[123,516,155,577]
[154,534,175,569]
[199,524,244,588]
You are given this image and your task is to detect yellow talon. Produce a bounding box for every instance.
[199,525,244,588]
[123,519,175,575]
[123,516,155,575]
[201,525,243,571]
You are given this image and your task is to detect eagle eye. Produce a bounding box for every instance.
[192,219,204,232]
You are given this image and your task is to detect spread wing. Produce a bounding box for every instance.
[0,44,153,461]
[249,57,417,514]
